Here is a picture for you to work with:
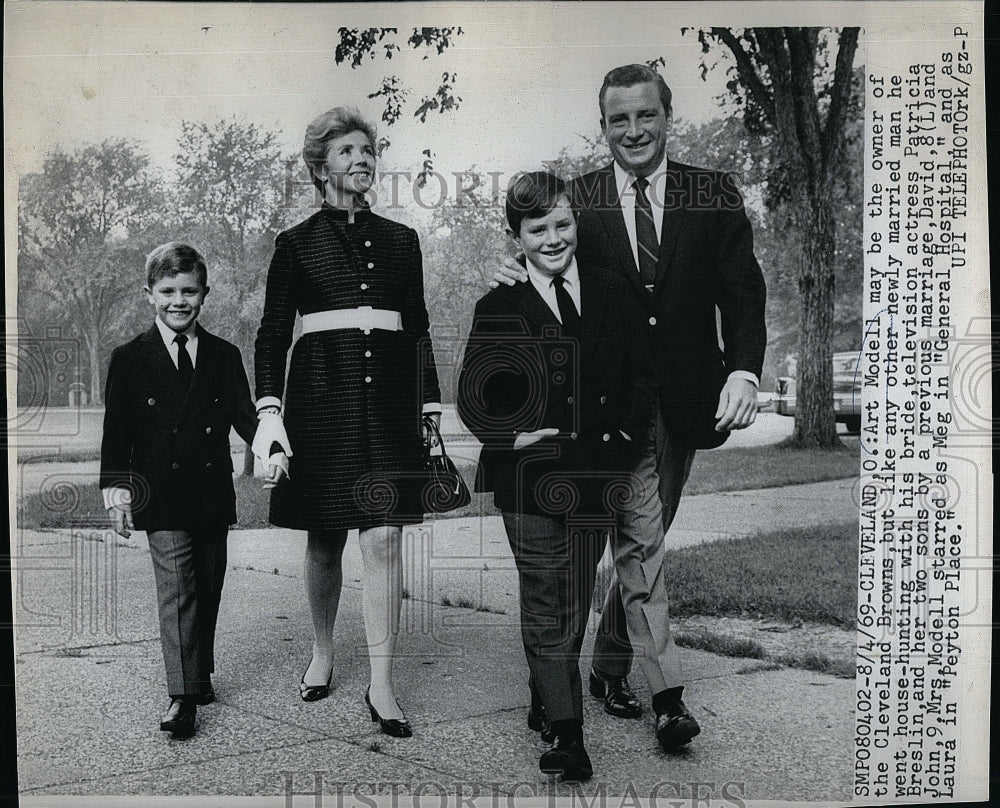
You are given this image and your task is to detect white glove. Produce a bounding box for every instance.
[252,411,293,467]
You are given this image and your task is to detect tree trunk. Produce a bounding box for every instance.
[793,193,843,448]
[88,337,102,406]
[242,445,255,477]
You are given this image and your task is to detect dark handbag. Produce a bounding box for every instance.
[421,416,472,513]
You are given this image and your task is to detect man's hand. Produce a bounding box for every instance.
[489,256,528,288]
[108,505,133,538]
[714,377,758,432]
[513,427,560,450]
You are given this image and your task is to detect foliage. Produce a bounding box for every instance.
[421,167,510,401]
[171,118,288,362]
[335,27,464,156]
[17,139,165,404]
[687,27,862,447]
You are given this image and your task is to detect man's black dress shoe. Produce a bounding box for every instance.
[539,736,593,782]
[655,700,700,751]
[365,686,412,738]
[527,704,556,744]
[589,668,641,719]
[160,697,196,738]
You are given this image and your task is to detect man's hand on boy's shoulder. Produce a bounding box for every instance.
[489,256,528,288]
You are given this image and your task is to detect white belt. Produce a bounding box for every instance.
[301,307,403,334]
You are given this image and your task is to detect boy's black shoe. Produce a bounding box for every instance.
[655,700,700,751]
[588,668,641,718]
[539,736,593,782]
[527,704,556,744]
[160,697,197,738]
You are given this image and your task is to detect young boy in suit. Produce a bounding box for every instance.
[100,242,258,738]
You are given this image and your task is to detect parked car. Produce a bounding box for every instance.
[774,351,861,434]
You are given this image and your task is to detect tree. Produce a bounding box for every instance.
[18,139,164,404]
[172,118,288,351]
[420,169,510,401]
[691,27,861,447]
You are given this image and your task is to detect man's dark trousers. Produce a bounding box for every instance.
[147,525,228,698]
[502,512,608,723]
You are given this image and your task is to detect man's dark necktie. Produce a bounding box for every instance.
[174,333,194,388]
[634,176,659,289]
[551,274,581,339]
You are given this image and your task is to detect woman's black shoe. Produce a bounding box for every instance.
[299,666,332,702]
[365,686,412,738]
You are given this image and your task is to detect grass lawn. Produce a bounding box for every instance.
[683,443,858,496]
[18,442,858,530]
[663,522,858,628]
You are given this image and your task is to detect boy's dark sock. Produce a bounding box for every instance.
[550,718,583,741]
[652,686,684,715]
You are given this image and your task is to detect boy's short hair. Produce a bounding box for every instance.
[505,171,575,235]
[145,243,208,289]
[302,106,378,192]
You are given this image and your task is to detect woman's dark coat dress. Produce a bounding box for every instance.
[255,205,440,531]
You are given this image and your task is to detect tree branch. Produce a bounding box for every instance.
[822,28,860,170]
[712,27,775,125]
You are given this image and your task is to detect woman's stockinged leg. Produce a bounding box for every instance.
[359,525,404,720]
[303,529,349,686]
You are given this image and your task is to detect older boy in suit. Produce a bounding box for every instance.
[100,243,258,738]
[459,172,656,781]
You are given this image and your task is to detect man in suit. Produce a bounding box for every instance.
[460,171,656,780]
[100,243,258,738]
[496,64,767,752]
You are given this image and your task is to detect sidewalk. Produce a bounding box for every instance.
[13,480,857,802]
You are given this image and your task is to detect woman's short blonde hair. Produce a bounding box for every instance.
[302,106,377,191]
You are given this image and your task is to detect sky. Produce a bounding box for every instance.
[0,0,890,212]
[4,2,742,183]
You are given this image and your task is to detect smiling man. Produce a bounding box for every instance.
[494,64,767,753]
[581,63,767,750]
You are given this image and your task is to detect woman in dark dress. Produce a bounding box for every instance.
[253,107,440,737]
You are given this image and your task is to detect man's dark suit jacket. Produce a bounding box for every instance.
[572,161,767,448]
[100,323,258,530]
[457,261,656,516]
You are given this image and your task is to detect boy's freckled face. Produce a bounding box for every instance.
[514,197,578,277]
[144,272,208,333]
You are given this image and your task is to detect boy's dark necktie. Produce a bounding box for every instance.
[174,333,194,387]
[551,274,581,339]
[633,176,659,289]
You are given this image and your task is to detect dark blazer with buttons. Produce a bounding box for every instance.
[572,161,767,449]
[457,260,656,516]
[99,323,258,530]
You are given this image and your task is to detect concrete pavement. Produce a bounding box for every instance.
[13,480,857,802]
